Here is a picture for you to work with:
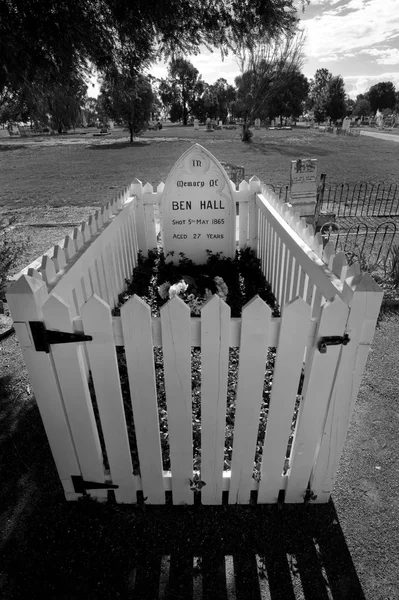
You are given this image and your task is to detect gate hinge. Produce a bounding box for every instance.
[29,321,93,353]
[71,475,119,495]
[318,333,350,354]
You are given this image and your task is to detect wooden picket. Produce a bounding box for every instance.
[160,296,193,505]
[229,296,271,504]
[200,295,230,505]
[121,295,165,504]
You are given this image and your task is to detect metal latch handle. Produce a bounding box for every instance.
[318,333,350,354]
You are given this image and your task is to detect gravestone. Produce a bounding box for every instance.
[194,119,199,130]
[161,144,236,263]
[289,158,317,217]
[206,118,214,132]
[255,118,260,130]
[342,116,351,133]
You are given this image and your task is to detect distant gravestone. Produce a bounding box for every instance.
[342,117,351,133]
[161,144,236,263]
[289,158,317,217]
[194,119,199,130]
[255,118,261,130]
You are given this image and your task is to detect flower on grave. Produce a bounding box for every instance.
[214,276,228,301]
[157,281,171,299]
[168,279,188,299]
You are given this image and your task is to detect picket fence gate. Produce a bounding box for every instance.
[7,163,383,506]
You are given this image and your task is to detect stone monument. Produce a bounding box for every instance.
[161,144,236,263]
[289,158,317,218]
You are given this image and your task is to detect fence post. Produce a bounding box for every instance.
[248,176,261,250]
[311,273,383,503]
[6,275,82,500]
[131,178,148,255]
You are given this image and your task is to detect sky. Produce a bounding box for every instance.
[89,0,399,99]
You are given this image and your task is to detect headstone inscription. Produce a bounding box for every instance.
[289,158,317,217]
[161,144,236,263]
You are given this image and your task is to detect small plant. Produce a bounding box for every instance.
[388,244,399,287]
[0,216,28,311]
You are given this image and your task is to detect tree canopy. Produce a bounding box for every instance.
[0,0,306,99]
[366,82,396,113]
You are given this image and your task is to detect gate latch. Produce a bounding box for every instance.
[318,333,350,354]
[29,321,93,353]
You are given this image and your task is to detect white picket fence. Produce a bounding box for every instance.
[6,175,383,506]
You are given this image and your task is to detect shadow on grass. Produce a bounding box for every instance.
[0,371,365,599]
[0,144,27,152]
[87,141,150,150]
[249,141,334,158]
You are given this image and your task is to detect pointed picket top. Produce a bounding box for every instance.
[27,267,43,281]
[249,175,261,193]
[200,292,230,318]
[345,261,362,281]
[116,194,123,210]
[131,178,143,197]
[322,241,335,268]
[121,292,152,317]
[43,293,74,331]
[157,182,165,194]
[95,209,103,229]
[38,255,56,285]
[73,227,84,252]
[100,204,109,224]
[52,245,67,272]
[6,273,49,320]
[241,293,272,319]
[63,235,76,261]
[350,271,383,294]
[87,214,98,236]
[239,180,250,192]
[331,251,347,280]
[80,221,91,244]
[229,179,236,190]
[160,292,191,317]
[143,182,154,194]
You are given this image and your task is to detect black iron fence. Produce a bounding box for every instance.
[317,181,399,218]
[320,220,397,276]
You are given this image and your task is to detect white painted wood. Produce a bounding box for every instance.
[331,252,348,281]
[142,186,158,251]
[52,245,67,273]
[42,294,107,500]
[81,295,136,503]
[311,273,383,503]
[239,200,249,249]
[160,296,193,505]
[297,267,306,300]
[63,235,76,262]
[200,296,230,504]
[285,250,295,304]
[229,296,271,504]
[122,220,133,281]
[40,255,57,285]
[256,194,344,302]
[88,214,98,237]
[134,194,148,255]
[6,275,81,499]
[73,227,84,252]
[280,243,290,306]
[248,177,261,250]
[285,296,349,502]
[258,297,312,502]
[121,295,165,504]
[322,241,335,269]
[80,220,91,244]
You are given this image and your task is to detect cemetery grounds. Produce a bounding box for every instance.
[0,125,399,599]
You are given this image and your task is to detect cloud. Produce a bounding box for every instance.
[302,0,399,58]
[319,54,339,61]
[344,72,399,97]
[360,47,399,64]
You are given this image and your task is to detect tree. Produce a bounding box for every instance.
[353,98,371,120]
[267,69,309,123]
[166,58,204,125]
[367,82,396,113]
[307,68,332,123]
[99,71,153,142]
[325,75,346,123]
[235,29,306,140]
[1,0,306,101]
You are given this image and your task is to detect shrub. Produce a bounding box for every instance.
[0,217,28,309]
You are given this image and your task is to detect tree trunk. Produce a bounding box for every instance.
[128,122,134,143]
